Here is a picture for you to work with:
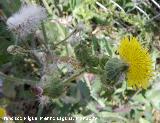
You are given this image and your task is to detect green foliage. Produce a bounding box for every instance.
[0,0,160,123]
[0,22,13,65]
[74,43,99,67]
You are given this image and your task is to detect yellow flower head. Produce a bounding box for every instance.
[118,36,153,89]
[0,107,6,118]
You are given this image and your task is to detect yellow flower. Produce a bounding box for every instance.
[0,107,6,118]
[118,36,153,89]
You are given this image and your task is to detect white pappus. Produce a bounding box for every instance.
[6,4,47,38]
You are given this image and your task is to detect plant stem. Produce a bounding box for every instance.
[135,6,149,19]
[41,22,50,50]
[41,22,48,43]
[37,104,44,123]
[110,0,125,13]
[150,0,160,10]
[96,2,108,12]
[41,22,55,62]
[63,68,85,84]
[0,72,38,85]
[147,13,160,23]
[41,0,52,15]
[53,29,77,49]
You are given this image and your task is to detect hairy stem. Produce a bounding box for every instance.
[53,29,77,49]
[63,68,85,84]
[0,72,38,85]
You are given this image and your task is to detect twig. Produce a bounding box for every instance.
[150,0,160,10]
[147,13,160,23]
[96,2,108,12]
[53,29,77,49]
[135,5,150,19]
[110,0,125,12]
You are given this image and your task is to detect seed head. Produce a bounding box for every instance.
[6,4,47,38]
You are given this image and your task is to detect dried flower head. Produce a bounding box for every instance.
[118,36,153,89]
[6,4,47,38]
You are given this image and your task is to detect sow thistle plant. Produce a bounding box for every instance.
[6,4,47,38]
[75,36,153,90]
[6,5,153,91]
[2,2,155,121]
[103,36,153,89]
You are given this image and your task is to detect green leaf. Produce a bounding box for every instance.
[97,111,128,122]
[146,89,160,110]
[139,117,150,123]
[104,39,113,57]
